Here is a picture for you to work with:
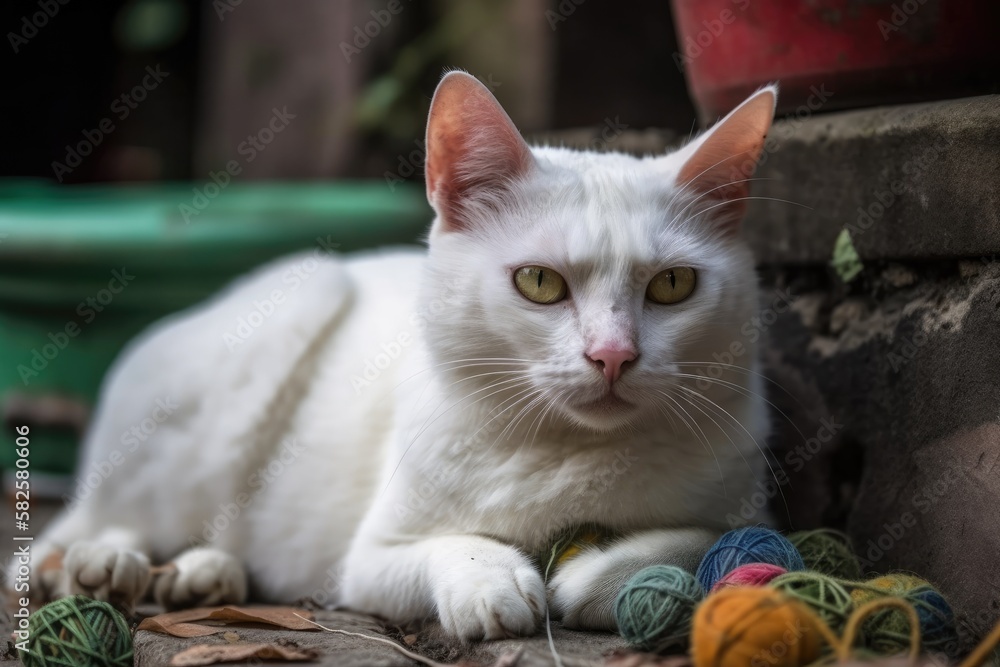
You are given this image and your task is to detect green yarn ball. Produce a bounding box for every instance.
[788,529,862,581]
[615,565,704,653]
[17,596,133,667]
[770,571,855,634]
[850,575,961,659]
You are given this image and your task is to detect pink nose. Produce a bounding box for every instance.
[586,347,637,384]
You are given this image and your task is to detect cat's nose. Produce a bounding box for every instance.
[586,347,637,385]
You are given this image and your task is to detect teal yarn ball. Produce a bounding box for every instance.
[615,565,704,653]
[17,595,133,667]
[696,526,805,592]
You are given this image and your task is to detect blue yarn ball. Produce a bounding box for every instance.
[910,585,961,659]
[696,526,805,592]
[615,565,704,653]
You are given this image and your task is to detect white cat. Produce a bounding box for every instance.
[15,72,778,641]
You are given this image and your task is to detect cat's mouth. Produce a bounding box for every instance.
[573,392,635,413]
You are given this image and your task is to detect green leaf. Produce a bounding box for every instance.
[831,229,863,283]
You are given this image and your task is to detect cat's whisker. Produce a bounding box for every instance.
[410,368,531,421]
[669,386,747,471]
[526,392,561,451]
[672,362,808,411]
[497,390,548,445]
[383,377,535,494]
[392,359,531,392]
[469,384,542,445]
[669,387,762,491]
[485,390,545,455]
[665,176,776,230]
[674,384,793,527]
[398,360,531,415]
[653,390,728,497]
[696,195,812,218]
[673,372,809,445]
[669,149,760,203]
[410,375,534,445]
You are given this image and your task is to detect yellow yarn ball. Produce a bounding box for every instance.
[692,587,825,667]
[850,573,926,605]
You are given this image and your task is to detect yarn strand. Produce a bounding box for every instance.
[959,619,1000,667]
[840,598,921,664]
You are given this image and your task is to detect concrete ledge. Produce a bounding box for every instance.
[744,95,1000,265]
[542,95,1000,266]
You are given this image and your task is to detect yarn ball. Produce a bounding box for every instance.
[691,586,824,667]
[615,565,704,653]
[535,524,613,581]
[788,529,863,580]
[712,563,787,591]
[17,595,133,667]
[696,526,805,592]
[850,573,926,601]
[770,571,854,633]
[851,575,961,659]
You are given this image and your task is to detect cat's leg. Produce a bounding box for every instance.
[152,547,247,610]
[342,534,546,642]
[547,527,719,630]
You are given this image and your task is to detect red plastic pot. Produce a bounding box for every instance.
[670,0,1000,122]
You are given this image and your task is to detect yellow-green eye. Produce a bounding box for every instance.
[646,267,696,304]
[514,266,567,304]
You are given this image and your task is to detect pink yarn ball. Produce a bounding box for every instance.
[711,563,787,592]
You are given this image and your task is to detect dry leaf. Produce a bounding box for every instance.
[169,642,317,666]
[604,650,693,667]
[138,606,318,638]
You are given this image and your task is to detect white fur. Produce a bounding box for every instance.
[16,83,776,641]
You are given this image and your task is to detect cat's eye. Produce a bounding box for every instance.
[513,266,567,304]
[646,267,697,304]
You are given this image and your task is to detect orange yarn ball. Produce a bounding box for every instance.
[692,587,824,667]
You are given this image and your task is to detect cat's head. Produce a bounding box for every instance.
[420,71,775,433]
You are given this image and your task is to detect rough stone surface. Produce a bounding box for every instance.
[132,609,627,666]
[758,258,1000,653]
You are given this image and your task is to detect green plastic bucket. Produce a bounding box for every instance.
[0,180,432,476]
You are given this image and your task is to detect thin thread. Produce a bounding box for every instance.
[543,539,566,667]
[293,614,449,667]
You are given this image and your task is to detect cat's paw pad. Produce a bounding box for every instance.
[63,541,151,606]
[153,548,247,610]
[435,560,545,641]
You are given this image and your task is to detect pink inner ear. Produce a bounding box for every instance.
[676,90,775,231]
[425,73,533,231]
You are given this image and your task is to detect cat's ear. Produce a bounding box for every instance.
[674,85,777,232]
[424,71,535,233]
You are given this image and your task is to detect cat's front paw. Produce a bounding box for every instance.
[153,548,247,610]
[434,558,545,641]
[63,541,151,607]
[547,549,618,630]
